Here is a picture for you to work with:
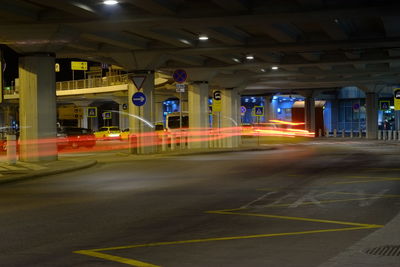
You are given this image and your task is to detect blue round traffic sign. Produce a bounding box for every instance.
[132,92,146,106]
[173,69,187,83]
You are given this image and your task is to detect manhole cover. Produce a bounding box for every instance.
[364,245,400,256]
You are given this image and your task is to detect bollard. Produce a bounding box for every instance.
[161,133,167,152]
[383,130,387,140]
[350,130,353,138]
[398,131,400,141]
[325,130,329,137]
[6,134,17,165]
[388,130,392,141]
[359,130,362,138]
[378,130,382,140]
[333,129,337,138]
[318,129,322,137]
[342,129,345,138]
[170,134,176,151]
[129,134,138,154]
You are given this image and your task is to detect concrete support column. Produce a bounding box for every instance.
[221,88,240,148]
[128,71,155,154]
[118,104,129,130]
[331,99,339,133]
[304,96,316,134]
[366,92,378,139]
[73,101,92,129]
[264,96,273,123]
[395,110,400,131]
[188,81,209,149]
[19,54,57,161]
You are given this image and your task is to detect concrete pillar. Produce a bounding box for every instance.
[73,101,92,129]
[188,81,209,149]
[395,110,400,131]
[128,71,156,154]
[331,99,339,133]
[118,104,129,130]
[366,92,378,139]
[264,96,273,123]
[220,88,240,148]
[304,96,316,134]
[19,54,57,161]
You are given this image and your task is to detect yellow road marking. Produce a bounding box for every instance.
[75,193,385,266]
[74,250,159,267]
[79,226,377,255]
[206,210,382,228]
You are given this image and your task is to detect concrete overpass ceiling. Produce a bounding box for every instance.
[0,0,399,93]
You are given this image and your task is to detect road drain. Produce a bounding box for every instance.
[364,245,400,256]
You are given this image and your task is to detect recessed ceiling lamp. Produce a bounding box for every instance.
[198,35,209,41]
[271,66,279,70]
[232,58,241,63]
[103,0,118,5]
[246,55,254,60]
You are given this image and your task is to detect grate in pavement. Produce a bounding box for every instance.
[364,245,400,256]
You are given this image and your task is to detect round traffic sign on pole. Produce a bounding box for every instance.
[132,92,146,106]
[213,90,221,100]
[173,69,187,83]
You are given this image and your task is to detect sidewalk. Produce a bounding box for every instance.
[0,158,97,185]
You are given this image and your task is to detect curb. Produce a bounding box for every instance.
[0,159,98,185]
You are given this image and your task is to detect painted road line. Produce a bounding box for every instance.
[206,210,382,228]
[74,250,159,267]
[260,197,393,208]
[77,226,379,254]
[74,227,379,266]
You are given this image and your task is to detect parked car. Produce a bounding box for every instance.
[94,126,121,140]
[57,127,96,149]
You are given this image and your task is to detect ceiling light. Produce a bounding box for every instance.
[198,35,209,41]
[246,55,254,60]
[260,68,266,72]
[232,58,241,63]
[103,0,118,5]
[271,66,279,70]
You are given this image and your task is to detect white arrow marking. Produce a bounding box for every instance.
[133,97,145,102]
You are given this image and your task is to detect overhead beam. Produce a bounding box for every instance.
[81,32,148,50]
[125,0,176,16]
[27,0,99,19]
[212,0,249,13]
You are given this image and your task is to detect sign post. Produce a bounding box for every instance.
[173,69,187,130]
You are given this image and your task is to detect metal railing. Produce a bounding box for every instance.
[3,74,130,96]
[56,74,129,91]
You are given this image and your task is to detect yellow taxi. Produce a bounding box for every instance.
[94,126,122,140]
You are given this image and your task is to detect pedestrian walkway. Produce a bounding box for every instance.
[0,158,97,185]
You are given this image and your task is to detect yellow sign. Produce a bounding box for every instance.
[394,88,400,110]
[71,61,88,71]
[212,90,222,113]
[58,106,83,120]
[55,63,60,72]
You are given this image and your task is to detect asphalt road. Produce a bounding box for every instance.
[1,142,400,266]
